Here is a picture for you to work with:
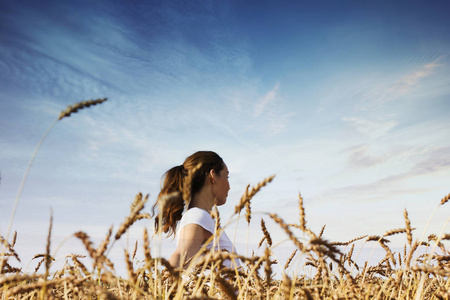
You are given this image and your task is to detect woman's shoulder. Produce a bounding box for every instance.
[182,207,214,222]
[180,207,215,232]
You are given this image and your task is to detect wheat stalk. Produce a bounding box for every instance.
[58,98,107,120]
[284,249,298,270]
[260,219,272,248]
[132,241,138,260]
[298,192,307,232]
[383,228,408,237]
[1,98,108,273]
[263,247,272,287]
[318,225,326,238]
[404,209,413,246]
[281,273,292,298]
[124,249,137,285]
[440,192,450,206]
[269,213,305,251]
[0,236,20,263]
[74,232,97,262]
[45,212,53,275]
[96,226,113,259]
[115,193,149,241]
[0,274,41,285]
[234,175,275,215]
[143,228,152,263]
[216,277,237,300]
[331,235,367,246]
[70,256,90,276]
[11,232,17,248]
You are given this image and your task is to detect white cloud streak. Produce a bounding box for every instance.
[375,58,442,105]
[254,82,280,117]
[352,56,445,112]
[345,144,392,168]
[342,117,398,138]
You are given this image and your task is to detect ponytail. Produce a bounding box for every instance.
[152,165,186,236]
[152,151,224,236]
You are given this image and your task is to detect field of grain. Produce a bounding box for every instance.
[1,187,449,299]
[1,100,449,299]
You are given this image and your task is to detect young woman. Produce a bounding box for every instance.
[153,151,239,269]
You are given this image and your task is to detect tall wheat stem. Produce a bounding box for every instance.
[0,120,58,273]
[1,98,107,273]
[246,223,250,257]
[232,212,241,255]
[5,120,57,243]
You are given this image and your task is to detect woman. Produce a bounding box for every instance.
[153,151,239,269]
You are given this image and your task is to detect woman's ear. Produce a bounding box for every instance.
[209,169,216,184]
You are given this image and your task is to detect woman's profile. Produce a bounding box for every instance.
[152,151,239,269]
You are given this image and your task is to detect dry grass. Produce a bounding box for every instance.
[1,186,449,299]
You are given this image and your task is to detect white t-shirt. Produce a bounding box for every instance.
[177,207,240,268]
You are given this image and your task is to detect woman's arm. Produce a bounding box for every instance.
[169,223,212,268]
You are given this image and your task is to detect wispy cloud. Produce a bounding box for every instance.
[412,146,450,175]
[348,57,446,114]
[254,82,280,117]
[345,144,392,168]
[342,117,398,138]
[249,82,294,137]
[315,145,450,203]
[374,58,443,106]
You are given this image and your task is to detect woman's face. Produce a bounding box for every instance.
[213,163,230,206]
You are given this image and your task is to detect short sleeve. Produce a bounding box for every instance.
[178,208,216,234]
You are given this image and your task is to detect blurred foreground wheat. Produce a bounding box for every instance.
[1,188,449,299]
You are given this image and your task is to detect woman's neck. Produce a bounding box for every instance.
[189,186,215,213]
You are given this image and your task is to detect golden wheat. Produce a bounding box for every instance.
[260,218,272,248]
[58,98,108,120]
[404,209,413,246]
[1,171,449,299]
[440,192,450,205]
[284,249,297,270]
[234,175,275,215]
[115,193,148,240]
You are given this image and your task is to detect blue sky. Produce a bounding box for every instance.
[1,0,449,275]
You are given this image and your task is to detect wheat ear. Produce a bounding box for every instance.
[440,192,450,205]
[44,211,53,276]
[260,219,272,247]
[331,235,367,246]
[1,98,108,272]
[58,98,107,120]
[115,193,149,240]
[234,175,275,215]
[404,209,413,246]
[143,228,152,263]
[298,192,307,232]
[284,249,298,270]
[269,213,304,251]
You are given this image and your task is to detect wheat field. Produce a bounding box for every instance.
[1,100,449,299]
[1,188,449,299]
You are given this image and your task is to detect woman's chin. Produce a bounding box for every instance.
[217,199,226,206]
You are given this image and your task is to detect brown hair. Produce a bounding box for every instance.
[152,151,225,236]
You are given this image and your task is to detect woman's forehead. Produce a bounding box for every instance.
[222,163,229,173]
